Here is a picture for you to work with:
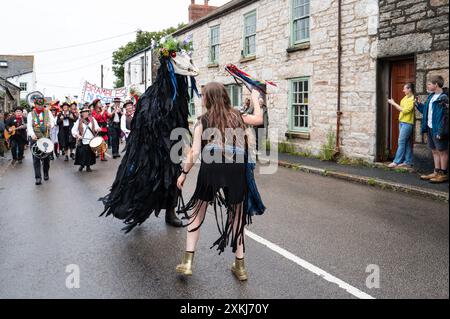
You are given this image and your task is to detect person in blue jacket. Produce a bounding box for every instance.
[416,75,449,183]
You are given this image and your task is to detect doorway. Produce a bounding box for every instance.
[388,59,415,158]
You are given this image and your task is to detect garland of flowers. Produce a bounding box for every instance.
[151,35,193,59]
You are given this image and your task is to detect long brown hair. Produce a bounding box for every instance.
[201,83,247,146]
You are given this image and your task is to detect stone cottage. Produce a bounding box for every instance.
[173,0,449,163]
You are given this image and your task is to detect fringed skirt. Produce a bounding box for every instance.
[74,143,96,166]
[179,147,252,255]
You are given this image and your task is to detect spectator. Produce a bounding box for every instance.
[416,75,449,183]
[387,83,416,168]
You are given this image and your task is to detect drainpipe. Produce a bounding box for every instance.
[335,0,343,158]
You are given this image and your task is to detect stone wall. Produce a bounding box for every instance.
[176,0,379,161]
[378,0,449,95]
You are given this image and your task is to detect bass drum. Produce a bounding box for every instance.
[32,138,54,159]
[89,136,107,154]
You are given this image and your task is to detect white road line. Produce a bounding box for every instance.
[245,230,375,299]
[105,152,112,158]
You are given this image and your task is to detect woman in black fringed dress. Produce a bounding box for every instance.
[176,83,264,281]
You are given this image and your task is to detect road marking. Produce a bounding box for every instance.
[245,230,375,299]
[105,152,112,159]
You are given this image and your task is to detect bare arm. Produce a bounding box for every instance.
[242,89,264,126]
[177,123,203,189]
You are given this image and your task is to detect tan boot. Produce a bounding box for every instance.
[421,171,438,180]
[430,172,449,184]
[176,252,194,276]
[231,258,248,281]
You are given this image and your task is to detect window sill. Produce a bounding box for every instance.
[287,42,310,53]
[239,55,257,63]
[207,63,219,68]
[286,131,310,140]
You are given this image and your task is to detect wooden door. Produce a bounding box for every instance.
[389,59,415,158]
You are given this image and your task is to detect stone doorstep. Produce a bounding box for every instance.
[258,157,449,202]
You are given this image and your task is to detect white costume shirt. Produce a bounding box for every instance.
[71,118,100,145]
[120,113,132,138]
[108,106,121,123]
[27,110,56,139]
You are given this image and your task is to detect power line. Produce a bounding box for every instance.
[14,30,137,55]
[39,56,111,75]
[39,48,115,66]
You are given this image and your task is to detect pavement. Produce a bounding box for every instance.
[0,147,448,299]
[260,151,449,201]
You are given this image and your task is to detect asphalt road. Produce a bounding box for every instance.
[0,148,448,299]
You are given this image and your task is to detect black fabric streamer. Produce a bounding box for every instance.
[99,57,191,233]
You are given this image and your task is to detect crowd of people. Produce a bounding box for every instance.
[0,97,135,184]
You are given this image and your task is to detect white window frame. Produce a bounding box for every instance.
[226,84,243,109]
[243,10,257,57]
[19,82,27,92]
[289,77,310,132]
[291,0,310,45]
[209,25,220,64]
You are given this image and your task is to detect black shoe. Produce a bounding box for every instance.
[70,153,75,160]
[165,209,183,228]
[86,166,92,172]
[78,166,85,172]
[64,156,69,162]
[44,174,49,181]
[35,178,42,185]
[18,160,23,164]
[101,158,108,162]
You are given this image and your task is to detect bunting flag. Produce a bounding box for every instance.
[225,64,277,93]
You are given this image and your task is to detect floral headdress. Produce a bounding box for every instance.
[151,35,193,59]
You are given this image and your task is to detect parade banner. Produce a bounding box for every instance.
[81,81,127,104]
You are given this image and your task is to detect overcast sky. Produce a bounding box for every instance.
[1,0,230,99]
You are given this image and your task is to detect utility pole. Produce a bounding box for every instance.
[144,51,148,90]
[101,65,104,88]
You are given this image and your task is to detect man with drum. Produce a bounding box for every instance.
[72,106,100,172]
[27,97,55,185]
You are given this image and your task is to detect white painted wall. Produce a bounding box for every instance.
[123,48,152,94]
[7,72,36,99]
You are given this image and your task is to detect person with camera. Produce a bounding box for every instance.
[57,102,76,162]
[108,97,123,159]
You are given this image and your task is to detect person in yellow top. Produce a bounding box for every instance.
[387,83,416,168]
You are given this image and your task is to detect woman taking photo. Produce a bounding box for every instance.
[176,83,264,281]
[388,83,416,168]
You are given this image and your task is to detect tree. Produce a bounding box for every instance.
[112,24,186,88]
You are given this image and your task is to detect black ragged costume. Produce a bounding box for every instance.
[100,57,191,233]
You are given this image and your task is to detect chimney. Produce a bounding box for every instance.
[188,0,218,23]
